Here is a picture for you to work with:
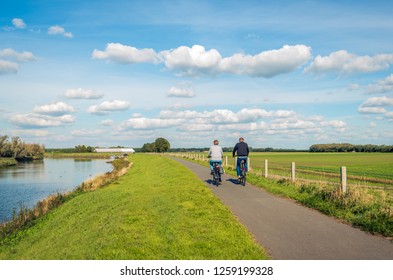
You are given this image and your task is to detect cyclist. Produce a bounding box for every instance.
[207,139,223,179]
[232,137,249,179]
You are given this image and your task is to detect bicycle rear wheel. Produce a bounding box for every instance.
[213,171,220,186]
[240,174,246,186]
[240,160,246,186]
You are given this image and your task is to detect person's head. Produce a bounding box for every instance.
[214,139,219,145]
[239,137,244,142]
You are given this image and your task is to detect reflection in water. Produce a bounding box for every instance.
[0,158,112,223]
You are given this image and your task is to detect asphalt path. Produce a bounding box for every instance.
[171,157,393,260]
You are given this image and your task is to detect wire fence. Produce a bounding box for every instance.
[168,152,393,191]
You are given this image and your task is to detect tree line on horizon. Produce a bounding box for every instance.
[0,135,45,161]
[309,143,393,153]
[41,139,393,154]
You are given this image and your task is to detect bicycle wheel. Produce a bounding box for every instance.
[241,173,246,186]
[240,160,246,186]
[214,171,220,186]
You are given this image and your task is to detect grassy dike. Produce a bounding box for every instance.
[0,154,268,260]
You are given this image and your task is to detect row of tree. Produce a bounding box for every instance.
[141,138,170,153]
[74,145,95,153]
[309,143,393,153]
[0,135,45,161]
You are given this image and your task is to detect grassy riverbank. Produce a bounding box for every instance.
[0,154,268,259]
[45,152,113,159]
[0,158,17,168]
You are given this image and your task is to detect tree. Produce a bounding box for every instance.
[0,135,45,159]
[141,142,156,153]
[154,137,170,153]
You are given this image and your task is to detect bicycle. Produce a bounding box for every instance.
[211,162,222,186]
[238,159,247,186]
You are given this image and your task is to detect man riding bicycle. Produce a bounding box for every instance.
[208,139,223,180]
[232,137,249,179]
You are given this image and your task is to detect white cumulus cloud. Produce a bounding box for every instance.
[358,96,393,115]
[358,107,387,114]
[33,102,76,116]
[120,117,182,130]
[12,18,26,29]
[64,88,103,99]
[361,96,393,107]
[160,45,222,76]
[87,100,130,115]
[365,74,393,94]
[167,82,195,98]
[48,25,73,38]
[305,50,393,74]
[219,45,312,77]
[114,107,349,143]
[0,48,36,75]
[0,60,19,75]
[10,114,75,128]
[92,43,159,64]
[92,44,312,78]
[0,48,36,62]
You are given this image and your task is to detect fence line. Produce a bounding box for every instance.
[167,152,392,191]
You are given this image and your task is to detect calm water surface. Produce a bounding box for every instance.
[0,158,112,223]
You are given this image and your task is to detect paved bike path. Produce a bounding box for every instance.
[171,157,393,260]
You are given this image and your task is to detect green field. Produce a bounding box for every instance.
[0,154,268,260]
[224,152,393,187]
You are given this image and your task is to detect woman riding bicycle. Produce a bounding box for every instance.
[207,139,223,177]
[232,137,249,179]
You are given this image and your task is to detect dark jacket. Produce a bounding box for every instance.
[232,142,249,157]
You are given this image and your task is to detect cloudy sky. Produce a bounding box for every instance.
[1,0,392,149]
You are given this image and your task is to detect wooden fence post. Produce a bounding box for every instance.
[264,159,268,178]
[225,156,228,167]
[340,166,347,193]
[291,162,296,182]
[248,157,251,171]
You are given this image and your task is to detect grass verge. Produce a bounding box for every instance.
[0,154,268,259]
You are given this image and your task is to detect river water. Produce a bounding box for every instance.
[0,158,112,223]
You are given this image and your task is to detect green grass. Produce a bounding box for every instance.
[247,152,393,182]
[45,152,113,159]
[0,158,17,168]
[0,154,268,260]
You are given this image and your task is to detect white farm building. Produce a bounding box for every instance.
[95,148,135,154]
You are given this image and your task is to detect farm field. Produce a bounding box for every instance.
[226,152,393,188]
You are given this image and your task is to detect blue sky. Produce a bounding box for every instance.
[1,0,392,149]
